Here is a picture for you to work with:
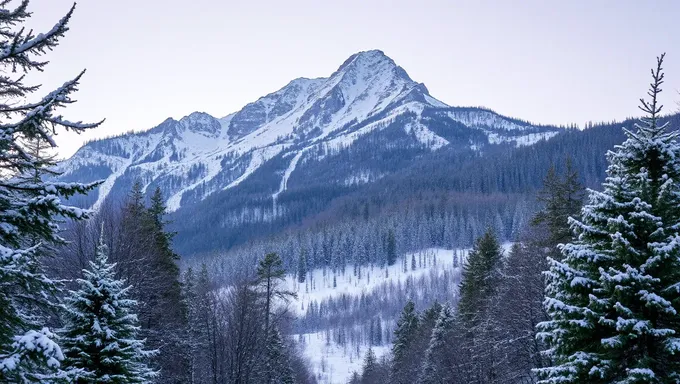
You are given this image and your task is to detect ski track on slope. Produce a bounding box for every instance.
[89,133,163,211]
[222,145,285,190]
[91,156,134,211]
[272,151,304,203]
[164,132,227,212]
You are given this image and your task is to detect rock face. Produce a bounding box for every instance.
[57,49,561,251]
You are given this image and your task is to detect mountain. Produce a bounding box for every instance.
[57,49,562,255]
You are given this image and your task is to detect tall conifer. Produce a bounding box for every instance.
[537,54,680,383]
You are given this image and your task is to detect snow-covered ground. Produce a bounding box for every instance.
[288,244,512,384]
[285,248,467,317]
[297,331,390,384]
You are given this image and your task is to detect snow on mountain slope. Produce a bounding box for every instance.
[57,49,562,213]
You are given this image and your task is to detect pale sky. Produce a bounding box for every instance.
[27,0,680,158]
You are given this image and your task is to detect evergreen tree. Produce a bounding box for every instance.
[533,159,584,250]
[386,229,397,266]
[418,304,454,384]
[145,187,187,383]
[297,249,307,283]
[474,161,584,383]
[260,326,294,384]
[61,232,157,383]
[537,54,680,383]
[256,253,295,333]
[361,348,378,384]
[457,228,503,326]
[0,1,101,381]
[391,300,420,383]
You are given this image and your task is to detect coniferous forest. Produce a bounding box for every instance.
[2,1,680,384]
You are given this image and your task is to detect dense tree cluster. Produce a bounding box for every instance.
[181,254,314,384]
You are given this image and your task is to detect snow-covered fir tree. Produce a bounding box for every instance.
[457,228,503,326]
[361,348,378,383]
[418,304,454,384]
[536,54,680,383]
[260,326,294,384]
[61,232,157,383]
[0,1,101,381]
[391,299,420,383]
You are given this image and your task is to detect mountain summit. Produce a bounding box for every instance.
[57,49,560,228]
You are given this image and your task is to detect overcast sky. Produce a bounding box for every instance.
[28,0,680,158]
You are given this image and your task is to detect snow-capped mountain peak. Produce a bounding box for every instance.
[179,112,222,137]
[57,49,561,214]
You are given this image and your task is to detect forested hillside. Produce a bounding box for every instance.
[2,1,680,384]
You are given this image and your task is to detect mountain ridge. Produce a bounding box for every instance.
[57,49,561,224]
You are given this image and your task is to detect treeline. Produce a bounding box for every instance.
[194,194,528,287]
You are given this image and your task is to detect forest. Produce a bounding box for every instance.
[2,1,680,384]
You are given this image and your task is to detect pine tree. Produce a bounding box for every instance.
[536,54,680,383]
[61,232,157,383]
[418,304,454,384]
[256,253,295,333]
[0,2,102,381]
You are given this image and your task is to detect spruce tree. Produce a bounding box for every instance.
[361,348,378,384]
[0,2,101,381]
[418,304,454,384]
[386,229,397,266]
[536,54,680,383]
[297,249,307,283]
[61,232,157,383]
[391,299,420,383]
[145,187,187,383]
[260,326,294,384]
[457,228,503,326]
